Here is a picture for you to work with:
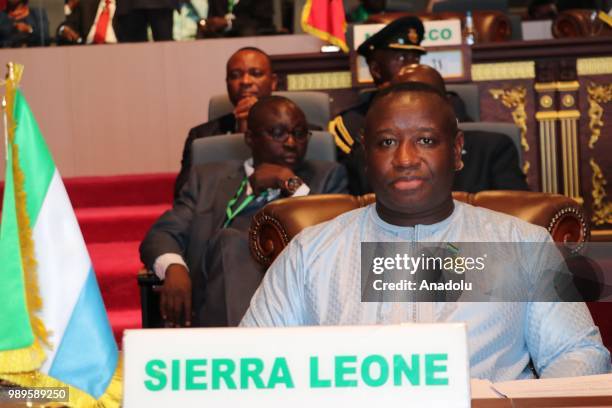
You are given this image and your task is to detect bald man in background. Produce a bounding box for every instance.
[393,64,529,193]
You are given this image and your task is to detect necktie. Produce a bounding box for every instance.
[93,0,111,44]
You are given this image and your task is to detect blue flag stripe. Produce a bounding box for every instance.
[48,267,118,398]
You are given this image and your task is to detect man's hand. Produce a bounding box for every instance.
[233,96,258,133]
[59,25,80,42]
[160,264,192,327]
[14,22,33,34]
[249,163,295,195]
[205,16,228,32]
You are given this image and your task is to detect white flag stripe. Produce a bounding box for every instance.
[34,170,92,373]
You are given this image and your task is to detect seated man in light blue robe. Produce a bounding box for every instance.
[240,82,611,381]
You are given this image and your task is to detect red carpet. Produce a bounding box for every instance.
[74,173,175,344]
[1,173,176,345]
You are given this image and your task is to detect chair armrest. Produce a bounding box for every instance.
[249,194,375,268]
[137,268,164,328]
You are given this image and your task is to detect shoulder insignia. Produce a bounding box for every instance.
[328,116,355,154]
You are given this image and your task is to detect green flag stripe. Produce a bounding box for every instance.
[13,90,55,226]
[0,139,35,350]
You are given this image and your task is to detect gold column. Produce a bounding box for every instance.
[533,81,581,198]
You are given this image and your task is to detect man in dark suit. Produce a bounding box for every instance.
[115,0,178,42]
[56,0,119,44]
[140,96,348,328]
[0,0,49,47]
[198,0,274,37]
[453,130,528,193]
[175,46,277,198]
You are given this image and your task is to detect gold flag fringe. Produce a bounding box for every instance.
[1,64,121,407]
[0,63,50,373]
[0,353,123,408]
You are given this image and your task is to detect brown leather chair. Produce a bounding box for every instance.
[249,191,589,269]
[552,9,612,38]
[248,191,612,354]
[367,11,512,43]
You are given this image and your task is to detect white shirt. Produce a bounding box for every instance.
[86,0,117,44]
[153,159,310,280]
[241,202,611,380]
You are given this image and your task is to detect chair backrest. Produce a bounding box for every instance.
[208,91,331,130]
[249,191,588,268]
[447,84,480,122]
[508,14,523,40]
[191,131,336,166]
[458,121,522,165]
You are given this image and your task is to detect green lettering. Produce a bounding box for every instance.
[267,358,294,389]
[186,359,207,390]
[172,360,180,390]
[310,357,332,388]
[240,358,266,389]
[212,359,237,390]
[425,354,448,386]
[335,356,358,387]
[393,354,420,386]
[144,360,167,391]
[361,355,388,387]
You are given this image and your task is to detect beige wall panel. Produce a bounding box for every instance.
[0,35,323,180]
[67,44,169,176]
[1,47,74,178]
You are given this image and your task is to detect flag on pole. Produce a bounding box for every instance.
[301,0,349,52]
[0,63,121,407]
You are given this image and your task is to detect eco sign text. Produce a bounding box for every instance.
[426,28,453,41]
[144,353,448,391]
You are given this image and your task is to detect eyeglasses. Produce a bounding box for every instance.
[260,126,311,143]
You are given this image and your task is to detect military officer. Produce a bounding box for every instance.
[329,16,426,195]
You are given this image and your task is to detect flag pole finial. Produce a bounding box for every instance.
[6,62,15,81]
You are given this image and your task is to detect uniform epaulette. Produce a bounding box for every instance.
[328,115,355,154]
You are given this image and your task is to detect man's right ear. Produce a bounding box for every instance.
[271,73,278,91]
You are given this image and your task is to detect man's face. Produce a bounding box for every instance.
[226,50,277,106]
[368,49,421,87]
[245,102,308,169]
[363,92,463,217]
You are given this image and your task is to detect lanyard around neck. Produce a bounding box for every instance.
[223,177,265,228]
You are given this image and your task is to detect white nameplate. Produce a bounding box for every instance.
[420,49,466,79]
[353,20,462,50]
[124,324,470,407]
[352,20,465,83]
